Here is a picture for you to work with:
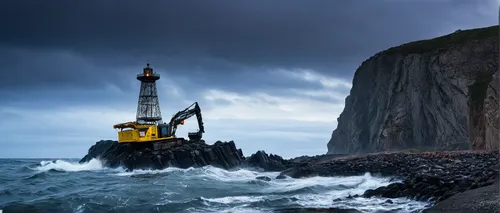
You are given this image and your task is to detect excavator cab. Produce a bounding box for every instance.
[157,123,169,138]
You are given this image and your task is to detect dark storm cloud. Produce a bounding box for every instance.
[0,0,496,92]
[1,0,496,65]
[0,45,346,100]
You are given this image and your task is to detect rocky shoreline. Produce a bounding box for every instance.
[80,140,500,212]
[250,150,499,212]
[276,151,499,201]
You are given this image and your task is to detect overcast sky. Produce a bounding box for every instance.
[0,0,497,158]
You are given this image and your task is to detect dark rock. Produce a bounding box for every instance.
[276,175,287,179]
[457,187,467,193]
[363,189,376,197]
[256,176,272,181]
[79,140,246,171]
[432,190,445,197]
[246,150,291,171]
[278,166,317,178]
[423,181,500,213]
[278,150,499,205]
[79,140,116,163]
[327,26,499,154]
[245,152,349,172]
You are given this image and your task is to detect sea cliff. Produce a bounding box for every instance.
[327,25,499,154]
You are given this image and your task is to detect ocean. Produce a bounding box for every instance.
[0,159,430,213]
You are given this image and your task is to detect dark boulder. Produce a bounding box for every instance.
[279,165,317,178]
[276,174,287,179]
[256,176,272,181]
[79,140,246,171]
[79,140,116,164]
[246,150,292,171]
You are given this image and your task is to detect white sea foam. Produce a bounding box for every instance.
[199,166,278,182]
[36,158,104,172]
[188,170,427,213]
[31,161,429,213]
[114,166,194,176]
[114,165,277,181]
[201,195,266,204]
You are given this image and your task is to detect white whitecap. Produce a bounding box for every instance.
[114,166,195,176]
[36,158,104,172]
[201,195,266,204]
[199,166,278,182]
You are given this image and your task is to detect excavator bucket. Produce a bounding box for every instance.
[188,132,202,141]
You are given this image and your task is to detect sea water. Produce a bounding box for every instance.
[0,159,430,213]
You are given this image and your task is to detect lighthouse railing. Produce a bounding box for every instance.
[137,73,160,78]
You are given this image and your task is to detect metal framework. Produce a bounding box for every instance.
[136,63,163,124]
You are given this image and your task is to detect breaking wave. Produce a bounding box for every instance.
[35,159,104,172]
[0,159,430,213]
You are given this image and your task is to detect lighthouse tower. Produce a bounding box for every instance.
[136,63,162,125]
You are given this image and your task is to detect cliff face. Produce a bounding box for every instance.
[328,26,499,154]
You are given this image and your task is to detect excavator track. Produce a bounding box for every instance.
[152,138,186,150]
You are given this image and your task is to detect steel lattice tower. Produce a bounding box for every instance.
[136,63,162,125]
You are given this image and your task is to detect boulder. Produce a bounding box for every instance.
[246,150,292,171]
[256,176,272,181]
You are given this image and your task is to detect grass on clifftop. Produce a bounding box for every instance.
[382,25,498,55]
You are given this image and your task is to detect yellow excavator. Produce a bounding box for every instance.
[113,102,205,149]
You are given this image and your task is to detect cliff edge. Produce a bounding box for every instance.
[328,25,499,154]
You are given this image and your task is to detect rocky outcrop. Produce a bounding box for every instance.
[277,150,499,204]
[79,140,245,170]
[246,150,293,171]
[80,140,338,172]
[328,25,499,154]
[245,151,350,172]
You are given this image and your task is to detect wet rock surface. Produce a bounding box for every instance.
[359,151,499,204]
[423,179,500,213]
[245,151,349,173]
[79,140,245,170]
[246,150,294,171]
[277,150,499,207]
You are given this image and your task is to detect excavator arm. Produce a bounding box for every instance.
[166,102,205,140]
